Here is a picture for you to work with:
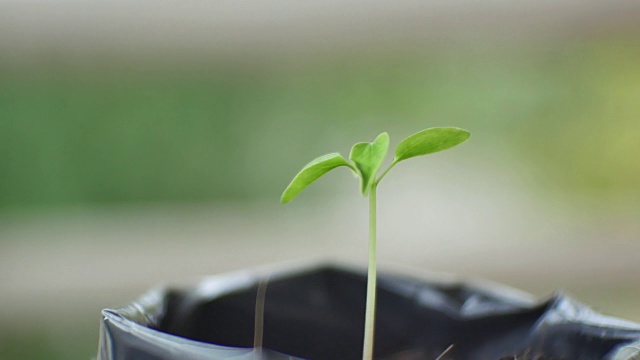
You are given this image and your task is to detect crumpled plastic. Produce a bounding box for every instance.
[97,263,640,360]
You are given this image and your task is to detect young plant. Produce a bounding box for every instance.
[281,127,470,360]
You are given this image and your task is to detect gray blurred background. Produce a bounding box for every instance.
[1,0,639,359]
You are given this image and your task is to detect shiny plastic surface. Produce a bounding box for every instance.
[98,264,640,360]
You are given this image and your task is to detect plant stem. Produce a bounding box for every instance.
[253,277,269,359]
[375,160,397,185]
[362,184,377,360]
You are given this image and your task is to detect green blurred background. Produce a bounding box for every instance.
[1,1,639,359]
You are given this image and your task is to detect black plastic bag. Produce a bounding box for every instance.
[98,263,640,359]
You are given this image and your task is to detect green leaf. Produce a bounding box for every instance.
[349,132,390,195]
[394,127,470,163]
[280,153,351,204]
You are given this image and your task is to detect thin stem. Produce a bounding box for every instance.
[253,276,269,358]
[435,344,455,360]
[375,160,397,186]
[362,185,377,360]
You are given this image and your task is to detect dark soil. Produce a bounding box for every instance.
[500,357,563,360]
[499,352,566,360]
[387,348,566,360]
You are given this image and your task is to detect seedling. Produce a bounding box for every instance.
[281,127,470,360]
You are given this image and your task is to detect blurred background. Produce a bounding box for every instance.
[1,0,639,358]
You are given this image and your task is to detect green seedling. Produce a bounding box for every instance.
[281,127,470,360]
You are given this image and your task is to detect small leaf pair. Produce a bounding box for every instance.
[280,127,470,204]
[350,132,390,195]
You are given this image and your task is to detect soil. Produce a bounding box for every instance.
[500,357,563,360]
[387,348,565,360]
[499,352,566,360]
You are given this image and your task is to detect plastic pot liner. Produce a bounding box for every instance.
[98,264,640,360]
